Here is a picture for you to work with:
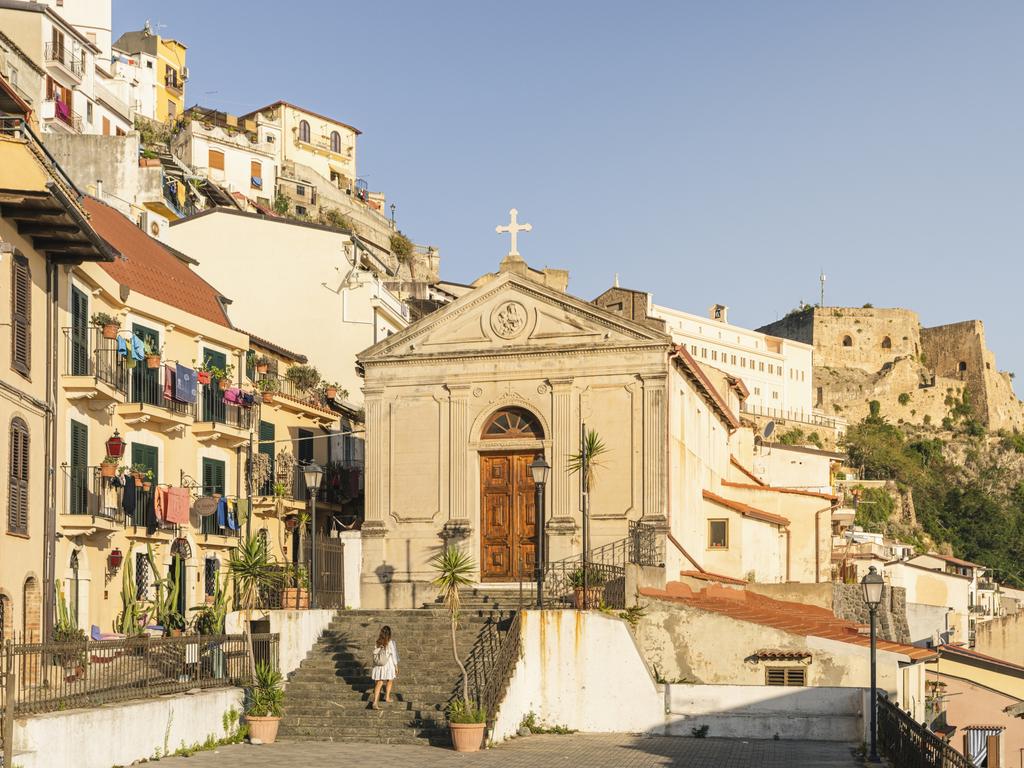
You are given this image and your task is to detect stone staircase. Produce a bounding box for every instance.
[278,603,517,745]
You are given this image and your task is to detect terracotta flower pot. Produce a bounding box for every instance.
[261,392,274,405]
[450,722,486,752]
[197,371,211,385]
[256,364,269,374]
[281,587,309,609]
[284,516,298,531]
[573,586,605,609]
[100,462,117,478]
[218,379,230,391]
[145,355,161,369]
[132,472,143,488]
[325,386,337,400]
[246,716,281,744]
[101,323,118,340]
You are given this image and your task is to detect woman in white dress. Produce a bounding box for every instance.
[370,625,398,709]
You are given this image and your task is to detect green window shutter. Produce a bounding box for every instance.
[131,443,158,485]
[298,428,313,463]
[8,418,29,534]
[202,458,225,496]
[69,420,88,514]
[70,286,89,376]
[11,254,31,376]
[258,421,275,496]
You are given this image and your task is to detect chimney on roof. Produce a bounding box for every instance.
[95,179,103,201]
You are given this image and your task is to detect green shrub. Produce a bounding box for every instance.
[898,393,911,406]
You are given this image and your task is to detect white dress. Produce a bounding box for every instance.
[371,639,398,681]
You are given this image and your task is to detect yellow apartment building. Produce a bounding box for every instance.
[0,92,115,642]
[113,25,187,122]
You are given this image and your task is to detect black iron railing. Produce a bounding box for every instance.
[877,694,970,768]
[199,509,241,539]
[63,327,130,394]
[64,466,123,521]
[461,611,522,727]
[196,383,253,431]
[541,561,626,609]
[129,362,192,418]
[44,42,83,77]
[0,633,278,717]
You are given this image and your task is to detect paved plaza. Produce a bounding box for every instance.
[154,734,861,767]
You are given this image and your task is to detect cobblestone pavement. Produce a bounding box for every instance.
[154,734,860,767]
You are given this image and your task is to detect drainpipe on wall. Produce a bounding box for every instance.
[785,527,791,582]
[41,262,61,641]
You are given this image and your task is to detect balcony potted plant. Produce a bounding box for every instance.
[141,469,154,492]
[143,338,162,369]
[254,355,271,375]
[285,364,320,393]
[130,463,147,487]
[322,381,340,400]
[569,566,607,609]
[245,661,284,744]
[54,580,87,680]
[139,148,161,168]
[214,363,235,391]
[100,455,119,478]
[281,564,310,609]
[91,311,119,340]
[195,357,213,385]
[431,547,487,752]
[257,377,279,405]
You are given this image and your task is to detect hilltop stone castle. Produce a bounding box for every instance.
[757,307,1024,431]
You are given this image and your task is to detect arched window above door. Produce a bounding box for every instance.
[482,407,543,440]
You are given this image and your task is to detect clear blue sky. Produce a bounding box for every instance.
[114,1,1024,394]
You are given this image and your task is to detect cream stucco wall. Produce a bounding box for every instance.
[887,562,970,641]
[165,210,406,406]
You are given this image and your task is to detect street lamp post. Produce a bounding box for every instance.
[861,565,885,763]
[529,454,550,609]
[303,463,323,609]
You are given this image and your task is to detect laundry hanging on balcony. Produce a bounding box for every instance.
[174,363,197,403]
[215,497,240,531]
[164,486,190,524]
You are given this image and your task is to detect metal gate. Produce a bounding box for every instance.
[302,534,346,609]
[1,641,13,768]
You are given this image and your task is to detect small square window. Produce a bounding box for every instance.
[296,184,305,196]
[708,519,728,549]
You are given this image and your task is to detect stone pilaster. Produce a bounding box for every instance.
[446,384,472,524]
[363,388,387,529]
[641,374,667,520]
[548,377,574,520]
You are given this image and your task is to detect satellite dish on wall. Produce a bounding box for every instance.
[763,420,776,439]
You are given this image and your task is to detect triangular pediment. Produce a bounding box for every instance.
[360,272,669,362]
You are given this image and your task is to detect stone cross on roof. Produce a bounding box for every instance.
[495,208,531,258]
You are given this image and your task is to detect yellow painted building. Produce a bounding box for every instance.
[112,26,187,122]
[0,95,115,642]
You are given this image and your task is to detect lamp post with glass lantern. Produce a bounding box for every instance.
[303,463,323,609]
[529,454,550,608]
[861,565,884,763]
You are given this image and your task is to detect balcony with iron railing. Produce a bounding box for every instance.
[116,360,194,426]
[192,382,254,441]
[59,466,123,534]
[44,42,84,79]
[46,99,83,132]
[63,327,130,401]
[258,373,338,422]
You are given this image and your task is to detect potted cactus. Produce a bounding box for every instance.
[91,311,119,340]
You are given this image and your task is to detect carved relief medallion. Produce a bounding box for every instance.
[490,301,528,339]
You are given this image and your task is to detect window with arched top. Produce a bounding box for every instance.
[170,537,192,560]
[958,361,967,372]
[842,335,853,347]
[482,407,543,440]
[881,336,892,349]
[330,130,341,153]
[298,119,310,143]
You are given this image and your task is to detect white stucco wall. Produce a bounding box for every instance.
[339,530,362,609]
[226,608,335,678]
[664,684,867,742]
[14,687,244,768]
[492,610,665,742]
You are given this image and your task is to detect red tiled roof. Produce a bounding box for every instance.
[83,198,232,328]
[721,479,838,502]
[670,345,742,430]
[730,455,766,486]
[704,489,790,527]
[639,581,936,662]
[754,649,812,661]
[938,645,1024,675]
[931,554,985,570]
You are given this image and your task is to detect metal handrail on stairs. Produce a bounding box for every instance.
[470,611,522,727]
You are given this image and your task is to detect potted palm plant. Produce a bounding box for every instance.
[567,428,609,552]
[229,535,284,677]
[245,661,284,743]
[91,311,119,340]
[431,547,486,752]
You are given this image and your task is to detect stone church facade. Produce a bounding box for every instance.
[357,264,831,608]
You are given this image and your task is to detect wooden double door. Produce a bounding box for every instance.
[480,452,538,582]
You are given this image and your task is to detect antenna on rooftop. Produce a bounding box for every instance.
[819,270,826,308]
[614,273,619,288]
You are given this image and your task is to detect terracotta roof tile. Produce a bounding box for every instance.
[670,345,742,430]
[730,455,766,486]
[939,644,1024,674]
[679,569,748,586]
[639,582,936,662]
[721,479,838,502]
[704,489,790,526]
[83,198,232,328]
